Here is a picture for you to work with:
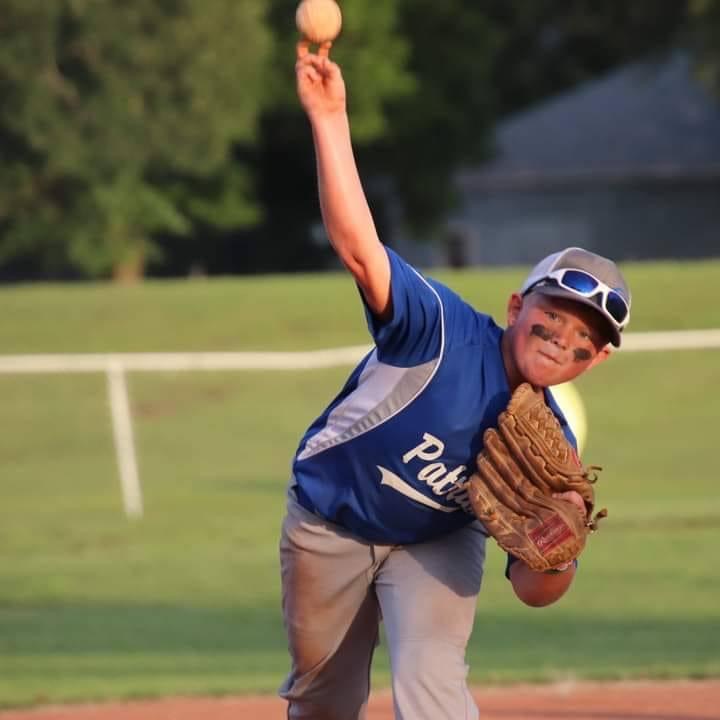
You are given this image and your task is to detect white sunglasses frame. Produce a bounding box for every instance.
[539,267,631,330]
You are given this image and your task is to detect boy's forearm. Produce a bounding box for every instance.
[509,560,576,607]
[310,113,380,268]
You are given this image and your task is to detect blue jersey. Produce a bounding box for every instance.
[292,248,576,545]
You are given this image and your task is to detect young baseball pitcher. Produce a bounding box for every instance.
[280,41,632,719]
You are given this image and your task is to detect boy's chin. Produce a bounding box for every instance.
[521,363,574,389]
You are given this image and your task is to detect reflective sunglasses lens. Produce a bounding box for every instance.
[561,270,599,294]
[605,292,629,324]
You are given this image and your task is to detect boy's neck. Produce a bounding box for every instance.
[500,327,523,392]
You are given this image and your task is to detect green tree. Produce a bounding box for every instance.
[484,0,689,116]
[363,0,695,241]
[0,0,271,280]
[242,0,415,273]
[368,0,499,235]
[254,1,691,260]
[690,0,720,93]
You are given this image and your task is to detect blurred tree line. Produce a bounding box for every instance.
[0,0,716,282]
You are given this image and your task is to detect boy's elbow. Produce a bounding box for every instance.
[509,562,574,607]
[512,582,558,608]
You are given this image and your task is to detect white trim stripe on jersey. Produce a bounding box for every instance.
[297,269,446,461]
[297,352,437,460]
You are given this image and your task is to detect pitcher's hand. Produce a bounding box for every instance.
[296,41,346,120]
[552,490,587,517]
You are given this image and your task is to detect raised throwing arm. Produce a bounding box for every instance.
[295,41,392,320]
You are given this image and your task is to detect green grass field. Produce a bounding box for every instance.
[1,258,719,353]
[1,259,719,707]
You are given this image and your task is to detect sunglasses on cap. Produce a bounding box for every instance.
[533,268,631,329]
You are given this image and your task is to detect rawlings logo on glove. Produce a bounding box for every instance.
[468,383,607,572]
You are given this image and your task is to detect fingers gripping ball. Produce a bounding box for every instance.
[296,0,343,45]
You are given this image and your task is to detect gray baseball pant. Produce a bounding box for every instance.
[278,491,487,719]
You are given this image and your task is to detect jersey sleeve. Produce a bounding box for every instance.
[361,247,446,367]
[505,553,519,579]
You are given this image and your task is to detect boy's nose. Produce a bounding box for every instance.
[551,328,570,349]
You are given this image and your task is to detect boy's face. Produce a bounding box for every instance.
[506,292,612,388]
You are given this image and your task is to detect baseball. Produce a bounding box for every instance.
[296,0,342,45]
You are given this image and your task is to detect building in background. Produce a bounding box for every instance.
[394,52,720,268]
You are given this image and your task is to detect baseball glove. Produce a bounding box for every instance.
[468,383,607,572]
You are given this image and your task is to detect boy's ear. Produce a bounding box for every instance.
[507,293,524,326]
[589,345,612,369]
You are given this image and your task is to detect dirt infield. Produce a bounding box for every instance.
[1,680,719,720]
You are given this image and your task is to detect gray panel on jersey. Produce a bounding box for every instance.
[297,350,439,461]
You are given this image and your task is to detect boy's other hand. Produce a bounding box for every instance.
[552,490,587,518]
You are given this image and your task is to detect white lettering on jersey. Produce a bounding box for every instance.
[402,433,444,463]
[378,467,458,513]
[379,432,474,514]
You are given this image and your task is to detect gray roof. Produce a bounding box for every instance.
[460,52,720,189]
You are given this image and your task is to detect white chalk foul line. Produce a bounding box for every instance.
[0,330,718,374]
[1,328,717,520]
[620,329,720,352]
[0,346,373,373]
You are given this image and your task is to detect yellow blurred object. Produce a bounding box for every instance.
[550,382,588,455]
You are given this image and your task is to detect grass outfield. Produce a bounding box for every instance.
[0,258,719,353]
[0,261,719,706]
